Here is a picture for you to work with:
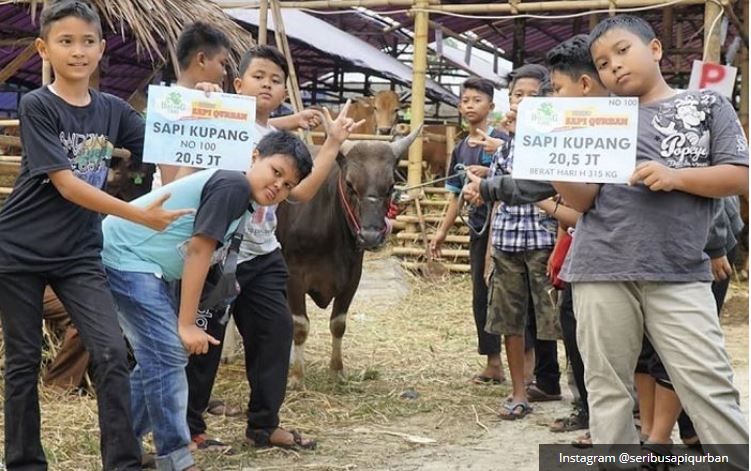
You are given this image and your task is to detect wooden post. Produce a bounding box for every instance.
[512,18,525,68]
[588,13,599,31]
[259,0,268,45]
[407,0,429,197]
[703,0,723,62]
[270,0,304,115]
[444,125,456,178]
[42,0,51,85]
[0,43,37,85]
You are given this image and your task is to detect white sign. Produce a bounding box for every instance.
[143,85,257,172]
[688,60,737,98]
[512,97,639,184]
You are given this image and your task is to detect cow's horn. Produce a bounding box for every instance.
[339,140,357,157]
[390,123,423,158]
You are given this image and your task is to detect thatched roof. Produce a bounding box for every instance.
[0,1,255,99]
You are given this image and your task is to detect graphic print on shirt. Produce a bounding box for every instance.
[58,132,114,189]
[245,203,278,244]
[651,93,714,169]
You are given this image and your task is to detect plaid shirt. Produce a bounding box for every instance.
[489,139,556,252]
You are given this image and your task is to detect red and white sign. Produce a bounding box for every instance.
[688,60,738,97]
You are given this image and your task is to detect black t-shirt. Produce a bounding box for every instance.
[0,86,145,273]
[445,127,508,234]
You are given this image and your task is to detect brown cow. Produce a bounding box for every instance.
[276,126,421,386]
[311,90,401,142]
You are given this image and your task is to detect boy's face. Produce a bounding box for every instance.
[550,71,586,98]
[509,77,541,107]
[248,152,301,206]
[197,48,230,85]
[590,28,662,97]
[459,88,494,125]
[36,17,105,83]
[234,58,286,115]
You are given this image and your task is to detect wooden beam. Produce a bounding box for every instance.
[741,0,749,136]
[270,0,304,116]
[724,2,749,48]
[512,18,526,68]
[703,0,723,62]
[425,0,706,13]
[662,7,674,49]
[258,0,268,45]
[0,43,36,85]
[407,0,429,194]
[0,37,34,46]
[42,0,50,85]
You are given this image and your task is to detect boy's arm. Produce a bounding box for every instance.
[269,109,322,131]
[289,101,363,202]
[429,195,460,258]
[550,182,601,213]
[177,234,221,355]
[49,170,191,230]
[536,198,581,229]
[468,171,557,206]
[629,162,748,198]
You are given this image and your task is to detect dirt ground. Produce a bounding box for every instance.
[0,256,747,470]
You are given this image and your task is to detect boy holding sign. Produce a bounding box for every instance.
[556,15,748,465]
[0,1,193,469]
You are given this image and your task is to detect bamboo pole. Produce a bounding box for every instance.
[703,0,723,62]
[259,0,269,46]
[42,0,51,85]
[407,0,428,198]
[741,0,749,136]
[270,0,303,114]
[422,0,707,13]
[275,0,416,8]
[0,43,37,85]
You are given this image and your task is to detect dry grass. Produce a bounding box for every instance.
[0,262,747,470]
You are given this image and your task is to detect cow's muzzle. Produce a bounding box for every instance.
[357,228,387,250]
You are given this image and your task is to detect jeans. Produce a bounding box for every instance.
[106,267,194,471]
[0,260,141,471]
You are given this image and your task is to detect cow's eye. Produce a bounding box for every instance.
[346,180,357,194]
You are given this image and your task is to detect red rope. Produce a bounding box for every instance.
[337,173,361,236]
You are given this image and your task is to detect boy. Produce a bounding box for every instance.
[429,77,508,385]
[184,45,363,452]
[482,64,562,420]
[556,15,748,468]
[159,21,232,185]
[0,1,190,469]
[102,122,354,470]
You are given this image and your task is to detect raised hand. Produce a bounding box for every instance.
[296,109,323,129]
[468,128,504,154]
[140,193,195,231]
[322,99,366,144]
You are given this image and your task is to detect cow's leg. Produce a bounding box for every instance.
[329,262,363,380]
[288,276,309,389]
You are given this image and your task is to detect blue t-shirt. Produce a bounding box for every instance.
[102,169,250,281]
[445,127,508,234]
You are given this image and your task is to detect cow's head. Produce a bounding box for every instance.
[372,90,401,135]
[337,125,422,249]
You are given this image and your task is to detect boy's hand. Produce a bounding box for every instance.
[179,323,220,355]
[429,229,447,258]
[710,255,733,281]
[462,171,484,206]
[195,82,223,96]
[629,161,681,192]
[140,193,195,231]
[468,129,504,154]
[296,109,323,129]
[500,106,517,134]
[322,99,365,144]
[465,165,489,178]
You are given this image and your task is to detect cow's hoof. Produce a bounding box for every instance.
[288,375,304,390]
[328,368,345,383]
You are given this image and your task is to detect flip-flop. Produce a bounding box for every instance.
[499,401,532,420]
[470,374,505,385]
[246,427,317,451]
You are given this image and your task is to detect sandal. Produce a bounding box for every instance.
[499,401,532,420]
[526,383,562,402]
[640,441,674,471]
[246,427,317,450]
[571,431,592,449]
[549,410,588,433]
[191,434,234,454]
[470,374,505,385]
[207,399,243,417]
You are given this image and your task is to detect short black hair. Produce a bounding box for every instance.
[589,15,656,47]
[256,131,312,180]
[508,64,548,92]
[538,78,554,97]
[40,0,102,39]
[176,22,231,72]
[461,77,495,101]
[546,34,599,81]
[238,45,289,79]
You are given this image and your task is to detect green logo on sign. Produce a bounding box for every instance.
[530,102,558,127]
[162,91,186,114]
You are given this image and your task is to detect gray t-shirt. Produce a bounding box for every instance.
[238,123,281,262]
[561,90,749,283]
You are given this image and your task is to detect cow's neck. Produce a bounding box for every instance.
[329,166,363,251]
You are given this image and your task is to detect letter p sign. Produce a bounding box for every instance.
[688,60,737,98]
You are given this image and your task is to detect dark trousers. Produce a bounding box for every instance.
[41,287,90,390]
[0,260,141,471]
[560,283,587,412]
[525,296,561,395]
[469,231,501,355]
[187,249,293,436]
